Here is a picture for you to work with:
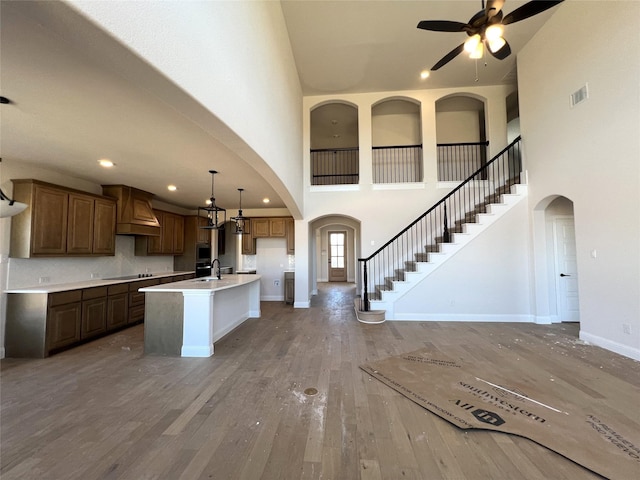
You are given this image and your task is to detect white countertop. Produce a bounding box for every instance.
[139,274,261,293]
[4,271,194,294]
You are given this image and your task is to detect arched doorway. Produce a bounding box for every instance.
[308,215,361,296]
[533,195,580,324]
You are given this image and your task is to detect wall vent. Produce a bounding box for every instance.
[570,84,589,107]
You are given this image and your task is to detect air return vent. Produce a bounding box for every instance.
[570,84,589,107]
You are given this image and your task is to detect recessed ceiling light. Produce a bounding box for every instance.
[98,159,114,168]
[167,185,177,191]
[262,198,270,204]
[420,70,430,79]
[205,199,212,205]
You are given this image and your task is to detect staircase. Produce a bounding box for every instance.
[357,137,524,323]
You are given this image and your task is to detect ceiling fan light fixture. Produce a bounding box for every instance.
[469,41,484,59]
[485,23,504,41]
[488,35,506,53]
[464,34,482,54]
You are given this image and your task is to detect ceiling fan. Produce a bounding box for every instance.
[417,0,564,71]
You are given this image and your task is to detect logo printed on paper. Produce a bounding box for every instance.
[472,408,506,426]
[452,400,506,426]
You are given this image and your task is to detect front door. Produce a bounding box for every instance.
[554,217,580,322]
[328,231,347,282]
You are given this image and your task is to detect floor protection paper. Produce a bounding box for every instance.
[360,348,640,479]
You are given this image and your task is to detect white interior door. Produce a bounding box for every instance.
[554,217,580,322]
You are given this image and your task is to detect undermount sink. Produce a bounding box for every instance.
[194,277,222,282]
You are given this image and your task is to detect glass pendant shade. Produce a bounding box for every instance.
[469,41,484,59]
[464,34,482,54]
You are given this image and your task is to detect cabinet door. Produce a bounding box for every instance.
[93,198,117,255]
[161,212,175,254]
[197,216,211,244]
[107,293,128,330]
[252,218,270,237]
[47,302,81,350]
[173,214,184,254]
[32,185,68,255]
[285,278,295,305]
[67,193,95,254]
[270,218,286,237]
[147,211,163,254]
[286,218,295,254]
[81,297,107,339]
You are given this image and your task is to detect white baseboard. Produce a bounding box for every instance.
[534,315,559,325]
[294,301,310,308]
[390,313,534,323]
[261,295,285,302]
[580,331,640,362]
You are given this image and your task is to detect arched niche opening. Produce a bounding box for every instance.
[371,98,423,183]
[435,94,487,182]
[310,102,359,186]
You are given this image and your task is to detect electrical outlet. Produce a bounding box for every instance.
[91,273,100,279]
[39,276,50,284]
[623,324,632,335]
[274,280,280,287]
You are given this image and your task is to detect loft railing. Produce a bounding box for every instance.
[437,141,489,181]
[358,136,522,311]
[372,144,423,184]
[311,147,359,185]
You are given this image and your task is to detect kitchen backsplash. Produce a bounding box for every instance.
[6,236,173,289]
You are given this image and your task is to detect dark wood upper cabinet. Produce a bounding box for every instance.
[10,180,116,258]
[135,209,185,256]
[67,193,95,255]
[93,199,117,255]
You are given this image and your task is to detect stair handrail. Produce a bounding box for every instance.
[358,136,522,311]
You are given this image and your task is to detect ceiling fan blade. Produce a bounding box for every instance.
[502,0,564,25]
[485,0,505,18]
[488,38,512,60]
[431,43,465,71]
[417,20,468,32]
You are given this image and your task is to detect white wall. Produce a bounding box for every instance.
[394,200,531,320]
[255,237,290,301]
[68,0,304,218]
[436,111,481,143]
[372,100,421,146]
[519,1,640,359]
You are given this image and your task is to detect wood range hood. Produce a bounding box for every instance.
[102,185,160,236]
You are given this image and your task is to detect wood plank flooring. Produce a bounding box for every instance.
[2,283,639,479]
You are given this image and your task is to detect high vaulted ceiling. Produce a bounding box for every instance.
[0,1,560,212]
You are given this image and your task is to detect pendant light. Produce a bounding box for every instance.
[198,170,226,230]
[231,188,247,234]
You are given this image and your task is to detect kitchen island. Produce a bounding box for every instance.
[140,274,261,357]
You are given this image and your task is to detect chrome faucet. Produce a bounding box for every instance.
[211,258,221,279]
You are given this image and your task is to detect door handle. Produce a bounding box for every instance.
[560,273,571,277]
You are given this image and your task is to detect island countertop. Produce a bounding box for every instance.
[139,274,261,293]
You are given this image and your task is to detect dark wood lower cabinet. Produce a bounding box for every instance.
[81,297,108,339]
[6,273,193,358]
[47,302,82,350]
[107,284,129,330]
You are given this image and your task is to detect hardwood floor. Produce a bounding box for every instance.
[2,282,638,479]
